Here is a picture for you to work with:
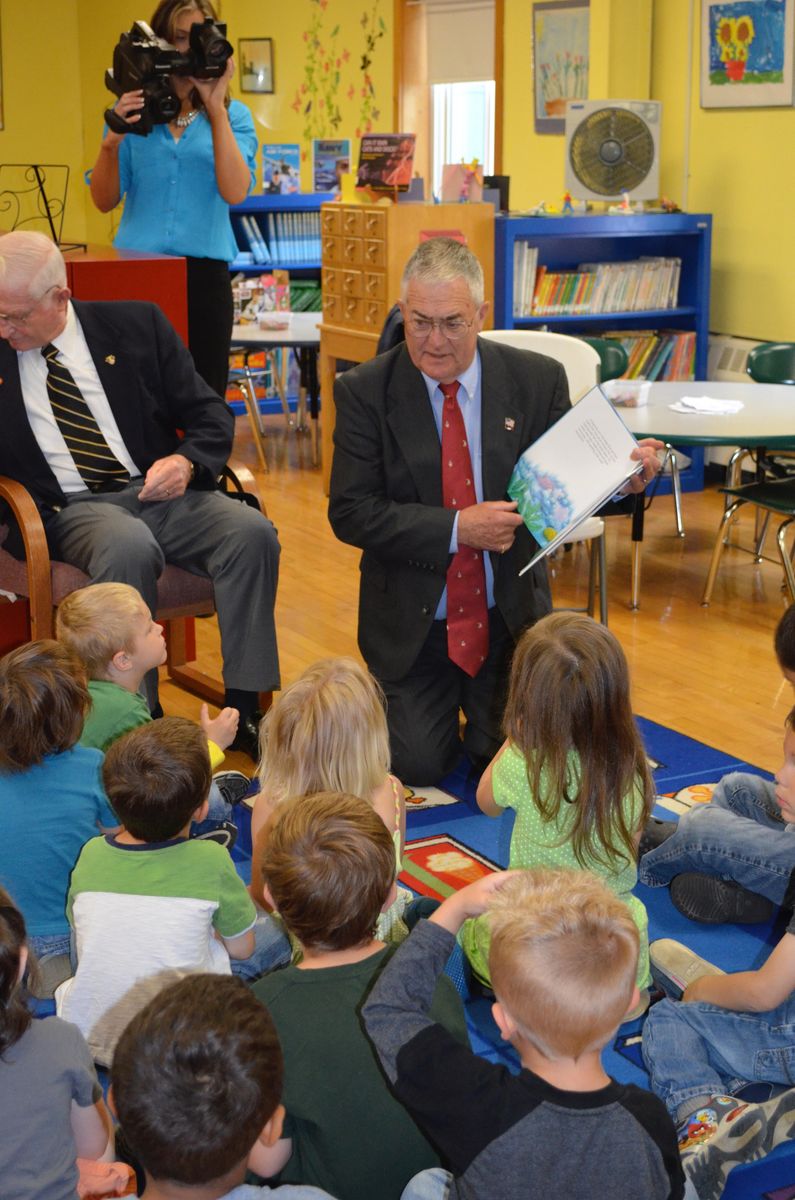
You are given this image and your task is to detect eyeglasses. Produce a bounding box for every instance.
[405,315,474,341]
[0,284,60,327]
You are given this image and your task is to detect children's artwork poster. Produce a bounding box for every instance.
[356,134,416,191]
[440,162,484,203]
[532,0,590,134]
[312,139,351,193]
[263,144,301,194]
[701,0,794,107]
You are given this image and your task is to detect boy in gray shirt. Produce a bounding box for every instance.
[363,867,684,1200]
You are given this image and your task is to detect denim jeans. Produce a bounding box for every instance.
[643,994,795,1121]
[28,932,74,963]
[229,913,291,982]
[639,772,795,905]
[399,1168,452,1200]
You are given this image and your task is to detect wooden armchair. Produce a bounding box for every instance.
[0,469,271,711]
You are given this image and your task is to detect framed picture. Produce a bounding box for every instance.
[532,1,589,134]
[701,0,795,107]
[239,38,274,94]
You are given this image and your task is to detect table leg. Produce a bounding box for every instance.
[268,348,294,431]
[630,493,644,610]
[240,365,269,474]
[320,343,338,495]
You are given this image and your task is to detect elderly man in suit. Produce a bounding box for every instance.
[0,231,278,752]
[329,237,660,784]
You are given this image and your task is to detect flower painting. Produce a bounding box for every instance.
[532,1,590,134]
[701,0,794,107]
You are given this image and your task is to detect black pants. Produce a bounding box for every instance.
[185,256,234,399]
[377,607,515,785]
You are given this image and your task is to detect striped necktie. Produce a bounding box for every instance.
[41,342,130,492]
[440,380,489,677]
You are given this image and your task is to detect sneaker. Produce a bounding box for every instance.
[212,770,251,807]
[649,938,725,1000]
[671,872,775,925]
[194,821,238,851]
[684,1089,795,1200]
[677,1096,744,1152]
[638,816,678,858]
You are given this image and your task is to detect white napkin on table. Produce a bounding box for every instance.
[668,395,744,415]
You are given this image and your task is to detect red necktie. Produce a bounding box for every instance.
[440,381,489,677]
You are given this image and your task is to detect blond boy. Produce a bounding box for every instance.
[363,869,684,1200]
[57,582,248,831]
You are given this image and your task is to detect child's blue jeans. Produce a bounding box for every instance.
[643,993,795,1121]
[639,772,794,905]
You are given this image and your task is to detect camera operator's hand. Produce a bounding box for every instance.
[189,57,235,119]
[103,90,145,145]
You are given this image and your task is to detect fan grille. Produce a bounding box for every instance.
[569,107,655,197]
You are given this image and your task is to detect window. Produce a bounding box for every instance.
[431,80,495,200]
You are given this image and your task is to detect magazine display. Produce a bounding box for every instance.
[508,385,643,576]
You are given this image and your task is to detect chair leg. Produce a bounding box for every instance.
[777,518,795,603]
[666,446,685,538]
[702,498,745,606]
[240,365,269,474]
[586,539,597,618]
[165,617,226,708]
[754,512,772,562]
[598,531,608,626]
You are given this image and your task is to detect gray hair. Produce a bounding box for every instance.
[0,231,67,300]
[401,237,484,306]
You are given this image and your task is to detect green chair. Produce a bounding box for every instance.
[579,336,629,383]
[747,342,795,386]
[702,477,795,605]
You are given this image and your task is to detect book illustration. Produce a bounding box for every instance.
[356,134,416,191]
[508,462,575,549]
[263,143,300,194]
[313,138,351,193]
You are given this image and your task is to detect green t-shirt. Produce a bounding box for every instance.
[252,945,468,1200]
[81,680,151,752]
[460,743,650,988]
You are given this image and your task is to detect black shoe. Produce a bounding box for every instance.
[671,873,775,925]
[230,711,265,762]
[638,816,678,858]
[212,770,251,806]
[194,821,238,851]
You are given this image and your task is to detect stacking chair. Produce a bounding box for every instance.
[480,329,607,622]
[702,477,795,605]
[0,467,272,712]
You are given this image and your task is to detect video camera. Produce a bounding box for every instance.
[103,19,233,136]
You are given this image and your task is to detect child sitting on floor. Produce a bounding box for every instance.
[640,601,795,925]
[57,582,250,843]
[0,888,117,1200]
[56,717,290,1065]
[252,790,468,1200]
[111,972,336,1199]
[0,640,119,978]
[250,658,420,941]
[642,704,795,1200]
[361,867,684,1200]
[461,612,653,1008]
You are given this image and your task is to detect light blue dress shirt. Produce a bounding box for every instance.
[421,351,496,619]
[113,99,257,263]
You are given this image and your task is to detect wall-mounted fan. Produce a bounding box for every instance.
[564,100,661,201]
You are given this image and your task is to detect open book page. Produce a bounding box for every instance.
[508,385,642,576]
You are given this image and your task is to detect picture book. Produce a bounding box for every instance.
[356,133,416,191]
[312,138,351,193]
[263,143,300,194]
[508,385,643,575]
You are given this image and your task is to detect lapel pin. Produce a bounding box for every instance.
[504,417,515,431]
[105,355,116,365]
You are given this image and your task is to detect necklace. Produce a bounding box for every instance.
[174,109,199,128]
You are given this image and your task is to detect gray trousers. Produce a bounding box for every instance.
[50,483,280,699]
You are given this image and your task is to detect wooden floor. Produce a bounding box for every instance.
[162,413,794,780]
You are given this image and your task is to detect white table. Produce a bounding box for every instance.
[230,314,321,470]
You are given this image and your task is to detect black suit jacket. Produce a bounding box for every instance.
[0,300,233,554]
[328,337,570,680]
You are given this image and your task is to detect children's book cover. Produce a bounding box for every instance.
[312,139,351,193]
[356,134,416,191]
[508,385,642,573]
[263,144,301,194]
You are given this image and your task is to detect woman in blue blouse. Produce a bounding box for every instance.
[90,0,256,398]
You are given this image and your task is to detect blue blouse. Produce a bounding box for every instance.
[113,98,257,263]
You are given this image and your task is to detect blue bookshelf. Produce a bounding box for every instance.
[230,193,335,274]
[494,212,712,492]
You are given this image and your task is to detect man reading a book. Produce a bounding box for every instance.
[328,237,660,785]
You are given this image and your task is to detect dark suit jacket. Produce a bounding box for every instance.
[328,337,570,680]
[0,300,233,556]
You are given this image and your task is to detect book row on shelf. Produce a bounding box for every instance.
[232,271,322,322]
[512,242,682,318]
[605,330,696,381]
[237,211,322,264]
